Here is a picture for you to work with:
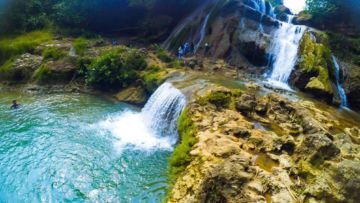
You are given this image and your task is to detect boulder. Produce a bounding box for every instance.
[115,86,147,105]
[0,53,43,82]
[343,62,360,110]
[305,77,333,98]
[34,58,77,84]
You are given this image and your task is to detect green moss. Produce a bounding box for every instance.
[73,37,88,56]
[168,109,197,184]
[142,66,165,93]
[205,91,232,109]
[42,47,66,60]
[298,32,333,92]
[0,30,53,64]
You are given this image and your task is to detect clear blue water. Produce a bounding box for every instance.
[0,91,170,202]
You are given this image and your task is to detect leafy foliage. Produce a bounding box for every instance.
[42,46,66,59]
[0,0,203,39]
[85,48,147,89]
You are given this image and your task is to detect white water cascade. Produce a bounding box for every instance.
[100,82,186,152]
[195,13,211,53]
[332,56,348,107]
[267,15,306,89]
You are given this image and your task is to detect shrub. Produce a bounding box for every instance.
[168,109,197,184]
[85,50,137,89]
[0,30,53,64]
[206,91,232,109]
[123,50,147,70]
[155,47,173,63]
[73,37,88,56]
[42,47,66,60]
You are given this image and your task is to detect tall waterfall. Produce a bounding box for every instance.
[195,13,211,53]
[100,82,186,151]
[332,56,348,107]
[267,15,306,89]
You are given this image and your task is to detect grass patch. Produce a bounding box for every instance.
[168,108,197,184]
[0,30,53,64]
[42,47,67,60]
[33,65,51,82]
[73,37,88,56]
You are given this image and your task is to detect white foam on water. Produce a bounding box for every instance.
[99,82,186,152]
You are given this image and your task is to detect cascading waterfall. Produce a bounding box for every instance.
[253,0,266,14]
[142,82,187,139]
[267,15,306,89]
[332,56,348,107]
[100,82,186,151]
[195,13,211,53]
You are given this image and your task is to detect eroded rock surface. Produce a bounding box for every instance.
[168,85,360,203]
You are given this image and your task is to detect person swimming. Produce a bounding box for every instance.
[11,100,19,109]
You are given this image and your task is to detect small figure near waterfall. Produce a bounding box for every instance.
[178,46,184,59]
[11,100,20,109]
[204,42,210,56]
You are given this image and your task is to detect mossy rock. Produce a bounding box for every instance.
[291,32,334,100]
[33,59,77,84]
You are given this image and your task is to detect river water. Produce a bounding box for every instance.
[0,90,172,202]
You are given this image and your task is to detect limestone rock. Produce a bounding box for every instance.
[115,86,147,105]
[305,77,333,98]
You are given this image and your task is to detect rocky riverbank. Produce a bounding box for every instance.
[167,82,360,203]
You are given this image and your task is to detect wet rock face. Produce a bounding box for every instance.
[0,54,43,82]
[168,86,360,203]
[290,31,334,102]
[165,0,280,71]
[343,62,360,110]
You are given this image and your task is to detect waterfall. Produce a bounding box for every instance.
[252,0,266,14]
[195,13,211,53]
[100,82,186,151]
[332,56,348,107]
[267,15,306,89]
[142,82,187,139]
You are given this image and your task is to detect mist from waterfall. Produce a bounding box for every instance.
[332,56,348,107]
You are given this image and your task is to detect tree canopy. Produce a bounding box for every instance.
[0,0,203,39]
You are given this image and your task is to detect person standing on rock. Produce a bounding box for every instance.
[204,42,210,56]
